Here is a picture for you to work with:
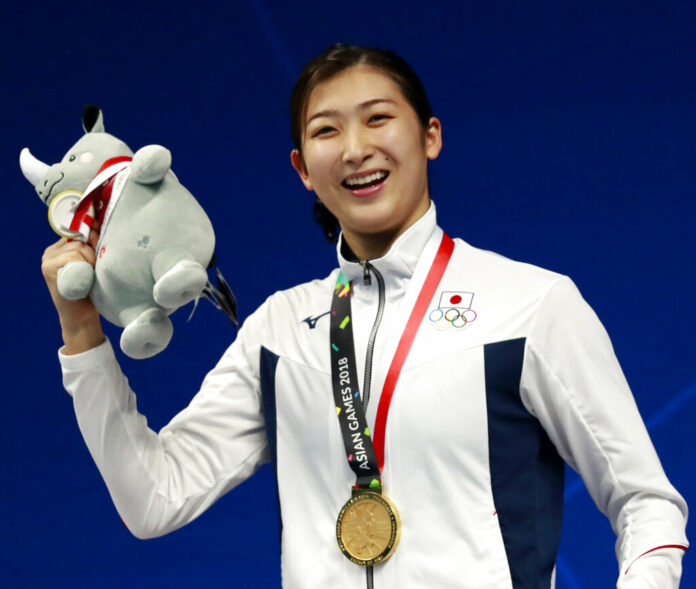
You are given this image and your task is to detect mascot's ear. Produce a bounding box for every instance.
[82,104,105,133]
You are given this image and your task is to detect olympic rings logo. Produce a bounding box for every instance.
[428,307,478,330]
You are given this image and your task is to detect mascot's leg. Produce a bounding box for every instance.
[57,260,95,300]
[151,249,208,309]
[119,306,173,359]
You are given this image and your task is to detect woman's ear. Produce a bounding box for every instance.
[424,117,443,160]
[290,149,314,191]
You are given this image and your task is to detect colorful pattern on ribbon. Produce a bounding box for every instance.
[335,271,351,297]
[330,271,381,489]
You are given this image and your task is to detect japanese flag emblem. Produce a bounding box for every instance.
[438,291,474,310]
[429,291,478,330]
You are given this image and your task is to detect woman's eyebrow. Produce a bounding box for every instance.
[306,98,397,125]
[306,109,338,125]
[358,98,396,110]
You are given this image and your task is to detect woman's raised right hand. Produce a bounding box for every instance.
[41,230,105,355]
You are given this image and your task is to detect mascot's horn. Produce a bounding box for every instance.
[20,147,49,188]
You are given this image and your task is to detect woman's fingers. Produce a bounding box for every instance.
[44,251,94,276]
[42,239,97,282]
[76,241,97,265]
[42,237,69,256]
[43,238,96,261]
[88,229,99,250]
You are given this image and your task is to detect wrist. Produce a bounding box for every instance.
[61,320,105,355]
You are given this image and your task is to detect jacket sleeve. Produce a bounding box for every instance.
[519,276,688,588]
[59,305,270,540]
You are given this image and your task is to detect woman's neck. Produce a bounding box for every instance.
[341,229,398,261]
[340,201,431,261]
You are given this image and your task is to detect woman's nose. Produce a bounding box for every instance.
[341,126,374,165]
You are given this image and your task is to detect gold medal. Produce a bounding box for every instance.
[336,489,400,566]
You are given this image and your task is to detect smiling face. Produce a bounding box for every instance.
[291,65,442,259]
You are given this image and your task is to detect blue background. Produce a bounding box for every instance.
[2,1,694,587]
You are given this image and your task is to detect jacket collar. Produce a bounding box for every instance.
[337,202,439,292]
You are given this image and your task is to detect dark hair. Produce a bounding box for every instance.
[290,43,434,242]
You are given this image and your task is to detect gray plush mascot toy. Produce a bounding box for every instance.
[21,105,236,359]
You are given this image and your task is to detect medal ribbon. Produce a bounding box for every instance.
[65,156,132,241]
[331,272,381,489]
[330,232,455,489]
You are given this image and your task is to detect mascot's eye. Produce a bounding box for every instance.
[69,155,76,161]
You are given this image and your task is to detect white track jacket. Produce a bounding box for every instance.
[60,205,688,588]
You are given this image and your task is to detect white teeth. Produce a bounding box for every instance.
[345,171,387,187]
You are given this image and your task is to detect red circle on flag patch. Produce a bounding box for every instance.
[450,295,462,305]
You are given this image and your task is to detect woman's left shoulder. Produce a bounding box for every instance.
[449,237,566,295]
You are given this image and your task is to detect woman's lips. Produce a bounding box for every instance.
[348,180,386,197]
[342,171,389,197]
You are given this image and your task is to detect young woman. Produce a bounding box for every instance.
[43,44,688,588]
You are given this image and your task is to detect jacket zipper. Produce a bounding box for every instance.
[359,260,385,589]
[360,261,385,410]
